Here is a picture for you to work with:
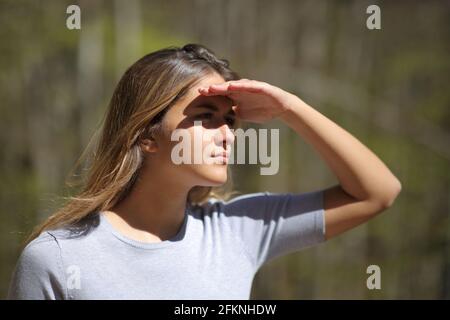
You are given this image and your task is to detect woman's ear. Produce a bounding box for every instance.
[139,136,158,153]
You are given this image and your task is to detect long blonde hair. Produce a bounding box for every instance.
[25,44,241,246]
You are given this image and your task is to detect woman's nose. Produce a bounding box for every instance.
[215,123,235,146]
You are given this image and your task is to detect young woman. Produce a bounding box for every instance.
[8,43,401,300]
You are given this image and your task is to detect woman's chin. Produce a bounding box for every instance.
[200,169,228,186]
[188,162,229,186]
[204,176,227,186]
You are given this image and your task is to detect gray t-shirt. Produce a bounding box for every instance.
[7,190,326,300]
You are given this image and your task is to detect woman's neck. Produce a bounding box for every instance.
[103,163,191,243]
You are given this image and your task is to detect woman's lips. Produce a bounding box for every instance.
[211,151,229,158]
[210,150,230,164]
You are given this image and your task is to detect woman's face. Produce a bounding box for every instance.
[150,73,236,188]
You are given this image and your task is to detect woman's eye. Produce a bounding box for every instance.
[195,113,213,120]
[226,117,236,127]
[194,113,235,127]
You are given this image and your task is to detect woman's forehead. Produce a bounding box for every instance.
[176,94,233,117]
[195,73,226,87]
[170,74,235,116]
[182,78,234,109]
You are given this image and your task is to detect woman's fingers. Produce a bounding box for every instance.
[208,84,231,93]
[229,82,265,93]
[198,79,264,96]
[198,86,228,96]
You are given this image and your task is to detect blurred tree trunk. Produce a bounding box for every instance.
[77,1,104,149]
[114,0,142,80]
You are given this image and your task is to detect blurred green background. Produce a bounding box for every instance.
[1,0,449,299]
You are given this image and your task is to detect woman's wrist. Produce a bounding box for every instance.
[278,93,308,124]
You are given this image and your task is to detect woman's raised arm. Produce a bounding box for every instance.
[198,78,402,240]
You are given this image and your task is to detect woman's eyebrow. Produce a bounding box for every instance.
[195,103,235,116]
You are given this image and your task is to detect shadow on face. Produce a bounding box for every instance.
[153,73,238,187]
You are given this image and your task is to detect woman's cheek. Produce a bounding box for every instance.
[190,127,215,164]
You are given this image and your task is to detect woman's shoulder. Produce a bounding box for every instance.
[9,230,68,299]
[15,231,62,276]
[24,213,101,251]
[205,191,269,205]
[17,214,102,268]
[203,192,271,213]
[190,192,271,219]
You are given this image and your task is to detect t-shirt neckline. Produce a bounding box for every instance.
[98,206,191,250]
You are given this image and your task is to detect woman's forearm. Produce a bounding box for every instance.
[279,94,402,207]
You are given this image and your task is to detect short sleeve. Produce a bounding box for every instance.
[221,189,326,270]
[7,232,67,300]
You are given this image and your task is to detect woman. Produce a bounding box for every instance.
[8,43,401,300]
